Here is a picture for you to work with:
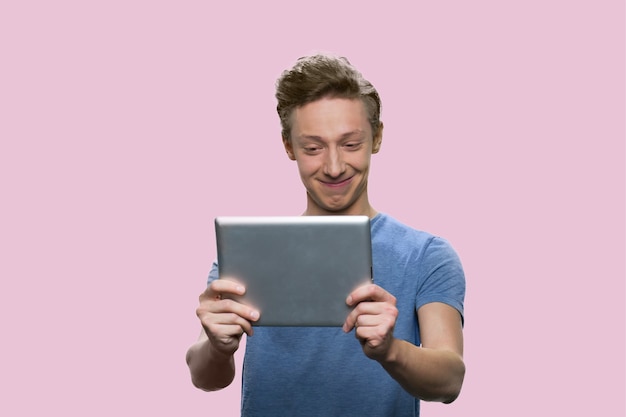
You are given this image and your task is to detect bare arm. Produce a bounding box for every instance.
[344,285,465,403]
[378,303,464,402]
[186,280,260,391]
[186,329,237,391]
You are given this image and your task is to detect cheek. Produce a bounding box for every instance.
[296,158,319,176]
[348,153,372,171]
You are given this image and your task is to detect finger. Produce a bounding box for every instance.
[343,306,369,333]
[199,279,260,322]
[208,315,254,339]
[209,310,254,330]
[343,312,356,333]
[350,314,380,328]
[343,301,398,333]
[343,308,382,332]
[200,297,260,323]
[208,322,245,340]
[344,299,385,329]
[355,326,388,350]
[217,311,256,337]
[201,309,256,340]
[206,279,246,298]
[344,300,375,332]
[353,313,397,354]
[347,284,396,306]
[205,323,246,355]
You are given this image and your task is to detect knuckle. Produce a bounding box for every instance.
[386,305,398,318]
[221,298,238,311]
[368,284,377,296]
[205,321,218,334]
[366,340,378,349]
[196,302,212,318]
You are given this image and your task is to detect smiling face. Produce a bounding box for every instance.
[283,97,383,217]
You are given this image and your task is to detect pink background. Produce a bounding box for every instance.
[1,1,624,415]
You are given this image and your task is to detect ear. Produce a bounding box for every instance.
[283,136,296,160]
[372,122,384,154]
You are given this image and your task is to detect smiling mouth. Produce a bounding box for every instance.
[320,176,353,188]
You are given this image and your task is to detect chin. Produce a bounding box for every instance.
[321,202,357,215]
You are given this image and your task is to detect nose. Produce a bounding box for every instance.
[323,147,346,178]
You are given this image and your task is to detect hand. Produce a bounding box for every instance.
[343,284,398,361]
[196,279,260,356]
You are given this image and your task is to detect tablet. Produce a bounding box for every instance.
[215,215,373,326]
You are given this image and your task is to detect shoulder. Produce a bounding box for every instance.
[371,213,434,243]
[371,213,449,254]
[372,213,463,272]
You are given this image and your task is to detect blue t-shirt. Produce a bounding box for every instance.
[207,213,465,417]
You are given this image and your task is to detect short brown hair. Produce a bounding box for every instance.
[276,53,382,141]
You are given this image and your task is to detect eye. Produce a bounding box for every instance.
[344,142,362,150]
[303,146,322,154]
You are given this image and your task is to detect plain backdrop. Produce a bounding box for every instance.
[1,1,624,416]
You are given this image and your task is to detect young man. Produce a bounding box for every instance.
[186,54,466,416]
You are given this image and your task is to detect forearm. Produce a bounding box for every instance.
[185,336,236,391]
[379,338,465,403]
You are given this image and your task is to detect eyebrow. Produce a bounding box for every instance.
[298,130,365,141]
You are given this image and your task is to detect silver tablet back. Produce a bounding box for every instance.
[215,215,373,326]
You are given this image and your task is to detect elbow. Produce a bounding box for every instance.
[187,365,235,393]
[440,361,466,404]
[190,374,232,392]
[190,376,211,392]
[188,364,235,392]
[441,387,461,404]
[425,381,463,404]
[421,360,465,404]
[186,346,235,392]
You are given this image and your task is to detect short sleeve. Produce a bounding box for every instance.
[415,237,466,324]
[207,260,219,286]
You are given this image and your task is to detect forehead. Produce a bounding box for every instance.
[290,97,371,139]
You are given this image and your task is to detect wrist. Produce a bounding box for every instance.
[206,337,236,361]
[376,337,404,366]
